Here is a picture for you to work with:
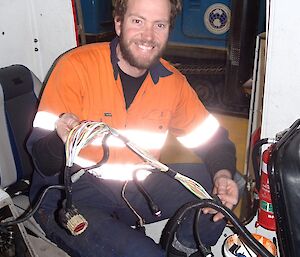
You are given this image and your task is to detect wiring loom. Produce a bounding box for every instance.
[0,121,275,257]
[63,121,274,257]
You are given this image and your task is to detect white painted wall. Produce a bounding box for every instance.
[0,0,77,82]
[262,0,300,137]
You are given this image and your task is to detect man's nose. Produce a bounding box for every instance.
[141,24,155,41]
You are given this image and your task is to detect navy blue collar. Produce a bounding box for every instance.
[109,37,173,84]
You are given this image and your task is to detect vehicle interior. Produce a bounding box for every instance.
[0,0,299,257]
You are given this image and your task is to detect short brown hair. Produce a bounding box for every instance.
[113,0,182,29]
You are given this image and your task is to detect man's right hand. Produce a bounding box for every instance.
[55,113,80,143]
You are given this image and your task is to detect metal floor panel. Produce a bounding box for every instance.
[29,235,70,257]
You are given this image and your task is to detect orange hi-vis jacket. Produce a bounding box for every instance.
[33,38,219,176]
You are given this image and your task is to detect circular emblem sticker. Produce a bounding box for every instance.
[204,3,231,35]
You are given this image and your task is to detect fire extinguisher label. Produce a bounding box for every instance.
[260,200,273,213]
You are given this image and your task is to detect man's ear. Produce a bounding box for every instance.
[114,16,122,36]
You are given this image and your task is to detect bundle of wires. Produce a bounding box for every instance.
[108,126,212,200]
[63,121,214,239]
[0,121,276,256]
[65,121,110,170]
[64,121,111,210]
[65,121,212,200]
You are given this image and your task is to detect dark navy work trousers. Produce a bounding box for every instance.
[30,163,226,257]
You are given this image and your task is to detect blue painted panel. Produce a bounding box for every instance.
[182,0,231,38]
[80,0,114,34]
[169,0,232,49]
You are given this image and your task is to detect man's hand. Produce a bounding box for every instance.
[203,169,239,222]
[55,113,80,143]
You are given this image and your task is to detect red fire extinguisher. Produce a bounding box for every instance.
[256,146,276,231]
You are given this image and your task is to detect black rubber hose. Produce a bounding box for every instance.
[65,166,73,210]
[194,208,213,256]
[64,133,110,209]
[0,185,65,227]
[85,133,110,171]
[165,199,274,257]
[251,138,269,191]
[133,169,161,217]
[64,133,110,211]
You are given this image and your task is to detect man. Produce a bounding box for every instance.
[27,0,239,256]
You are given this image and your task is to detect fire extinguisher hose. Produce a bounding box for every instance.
[252,138,272,191]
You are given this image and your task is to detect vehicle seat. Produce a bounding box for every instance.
[0,64,40,190]
[0,64,70,256]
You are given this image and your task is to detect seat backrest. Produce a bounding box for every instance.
[0,65,42,188]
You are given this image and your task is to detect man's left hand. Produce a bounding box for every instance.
[203,169,239,222]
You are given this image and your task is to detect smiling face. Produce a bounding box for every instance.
[114,0,171,76]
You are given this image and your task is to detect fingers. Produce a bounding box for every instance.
[60,113,80,128]
[203,175,239,222]
[218,193,238,207]
[214,177,239,205]
[202,198,234,222]
[202,207,224,222]
[211,194,237,222]
[55,113,80,143]
[212,212,224,222]
[202,207,217,215]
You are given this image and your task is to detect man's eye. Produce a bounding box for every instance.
[155,23,168,30]
[132,19,142,24]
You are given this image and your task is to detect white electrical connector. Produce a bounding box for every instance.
[71,169,85,183]
[66,213,88,236]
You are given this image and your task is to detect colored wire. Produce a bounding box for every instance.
[108,126,212,200]
[64,122,212,201]
[173,172,212,200]
[121,181,144,228]
[65,121,110,167]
